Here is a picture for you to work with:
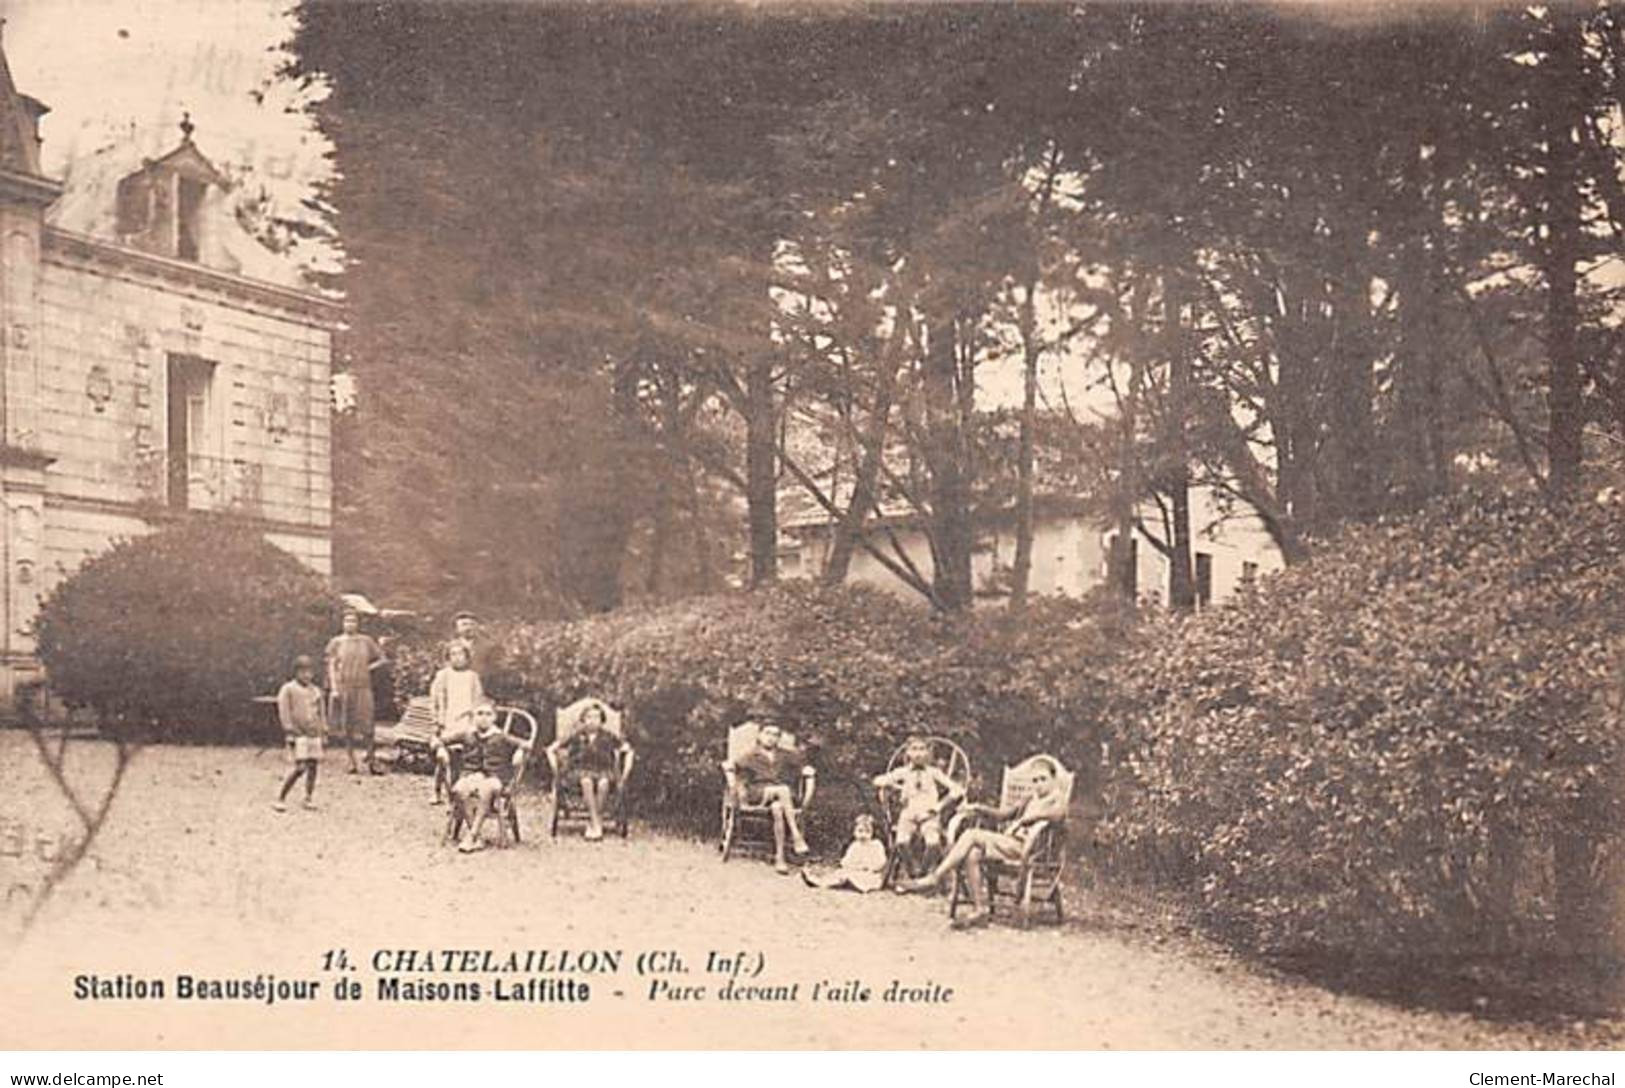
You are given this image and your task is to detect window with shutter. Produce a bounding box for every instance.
[177,176,205,260]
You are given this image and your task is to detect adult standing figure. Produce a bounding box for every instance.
[452,610,504,691]
[326,610,388,775]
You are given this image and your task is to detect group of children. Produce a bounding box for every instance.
[746,729,1070,928]
[798,735,966,891]
[722,727,971,889]
[273,610,629,852]
[273,608,485,811]
[276,614,1067,923]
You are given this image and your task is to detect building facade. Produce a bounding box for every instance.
[782,488,1283,609]
[0,43,338,704]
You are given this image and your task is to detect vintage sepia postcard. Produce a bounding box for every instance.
[0,0,1622,1057]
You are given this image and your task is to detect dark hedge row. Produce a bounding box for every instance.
[1100,491,1625,964]
[390,583,1125,841]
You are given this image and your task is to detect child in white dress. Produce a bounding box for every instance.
[428,641,484,805]
[801,814,888,893]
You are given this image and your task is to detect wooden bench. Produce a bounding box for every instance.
[392,696,439,773]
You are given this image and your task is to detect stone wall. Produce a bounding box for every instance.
[36,231,335,607]
[0,230,337,709]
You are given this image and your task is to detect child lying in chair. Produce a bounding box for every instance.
[897,755,1068,928]
[801,814,888,893]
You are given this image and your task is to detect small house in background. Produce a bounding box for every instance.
[0,38,338,707]
[780,486,1282,609]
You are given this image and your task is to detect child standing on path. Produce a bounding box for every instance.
[325,610,387,775]
[274,655,326,811]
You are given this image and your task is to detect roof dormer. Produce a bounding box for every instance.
[1,91,46,176]
[0,26,61,206]
[115,115,229,263]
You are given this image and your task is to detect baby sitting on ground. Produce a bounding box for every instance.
[801,814,888,893]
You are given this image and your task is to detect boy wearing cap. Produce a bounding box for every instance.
[451,610,503,688]
[274,654,327,811]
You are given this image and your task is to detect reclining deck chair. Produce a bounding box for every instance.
[946,753,1074,926]
[391,695,439,773]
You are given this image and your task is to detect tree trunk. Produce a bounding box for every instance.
[1553,824,1607,959]
[1326,226,1377,524]
[1392,140,1449,508]
[1394,241,1447,507]
[1164,274,1195,612]
[1544,8,1586,499]
[924,315,973,611]
[644,472,672,598]
[1166,480,1193,609]
[1272,265,1323,537]
[745,353,778,586]
[1010,280,1042,609]
[824,323,907,584]
[1010,149,1061,610]
[559,355,645,612]
[686,464,717,593]
[1112,512,1139,602]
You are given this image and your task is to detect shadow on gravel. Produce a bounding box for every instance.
[1267,948,1624,1028]
[1055,850,1624,1039]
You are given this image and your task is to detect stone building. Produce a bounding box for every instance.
[781,487,1282,609]
[0,41,338,704]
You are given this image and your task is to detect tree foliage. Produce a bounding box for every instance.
[292,1,1625,617]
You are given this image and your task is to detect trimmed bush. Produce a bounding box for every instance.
[1101,491,1625,965]
[390,583,1124,839]
[35,517,335,740]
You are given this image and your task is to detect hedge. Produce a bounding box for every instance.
[34,516,336,740]
[1100,490,1625,963]
[391,583,1125,841]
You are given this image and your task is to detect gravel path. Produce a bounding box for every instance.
[0,735,1607,1049]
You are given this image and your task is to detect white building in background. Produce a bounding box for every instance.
[781,486,1283,609]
